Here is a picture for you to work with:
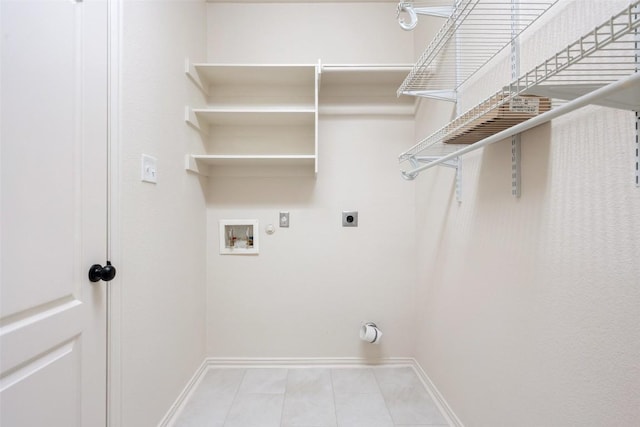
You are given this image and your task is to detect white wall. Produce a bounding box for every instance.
[207,2,411,64]
[205,2,418,359]
[413,1,640,425]
[206,117,416,358]
[120,1,207,425]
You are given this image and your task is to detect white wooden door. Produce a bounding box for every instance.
[0,1,109,426]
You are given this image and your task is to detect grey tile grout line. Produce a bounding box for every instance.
[329,368,339,427]
[221,368,247,427]
[197,365,444,427]
[371,367,397,426]
[279,368,289,427]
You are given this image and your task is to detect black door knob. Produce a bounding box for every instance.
[88,261,117,282]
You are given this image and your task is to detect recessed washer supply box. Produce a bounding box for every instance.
[219,219,259,255]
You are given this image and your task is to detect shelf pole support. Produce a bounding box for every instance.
[411,155,462,201]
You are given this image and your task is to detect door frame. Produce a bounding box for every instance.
[107,0,122,425]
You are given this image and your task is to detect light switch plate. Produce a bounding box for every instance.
[141,154,157,184]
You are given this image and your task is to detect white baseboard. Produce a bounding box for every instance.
[205,356,417,368]
[159,356,462,427]
[411,361,464,427]
[157,359,208,427]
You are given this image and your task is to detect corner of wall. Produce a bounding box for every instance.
[119,1,208,425]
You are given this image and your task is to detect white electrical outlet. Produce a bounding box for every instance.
[279,212,289,228]
[141,154,157,184]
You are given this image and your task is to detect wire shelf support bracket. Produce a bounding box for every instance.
[636,111,640,188]
[397,2,454,31]
[633,3,640,188]
[511,0,522,198]
[404,156,463,202]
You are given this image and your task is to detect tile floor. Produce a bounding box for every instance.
[173,366,449,427]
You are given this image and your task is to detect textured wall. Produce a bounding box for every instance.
[206,116,417,358]
[205,2,417,359]
[412,1,640,425]
[207,2,412,64]
[120,1,208,425]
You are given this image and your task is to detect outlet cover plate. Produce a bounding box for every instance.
[279,211,290,228]
[342,211,358,227]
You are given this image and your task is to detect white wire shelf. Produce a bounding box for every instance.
[397,0,558,98]
[400,1,640,180]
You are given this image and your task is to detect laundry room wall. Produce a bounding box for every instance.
[412,1,640,425]
[206,1,411,64]
[204,1,419,359]
[119,1,208,425]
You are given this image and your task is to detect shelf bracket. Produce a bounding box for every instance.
[184,107,209,137]
[635,111,640,188]
[400,90,457,102]
[185,155,209,177]
[635,8,639,187]
[512,135,521,197]
[413,156,456,169]
[409,155,462,202]
[397,3,453,31]
[454,157,462,203]
[184,58,209,96]
[510,0,522,198]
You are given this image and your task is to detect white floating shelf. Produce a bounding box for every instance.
[185,62,320,178]
[187,62,317,91]
[188,108,315,127]
[320,64,413,86]
[319,64,417,115]
[187,154,316,168]
[184,62,319,178]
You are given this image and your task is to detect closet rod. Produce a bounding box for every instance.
[401,71,640,180]
[322,65,412,73]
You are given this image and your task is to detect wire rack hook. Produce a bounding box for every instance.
[397,2,418,31]
[397,2,454,31]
